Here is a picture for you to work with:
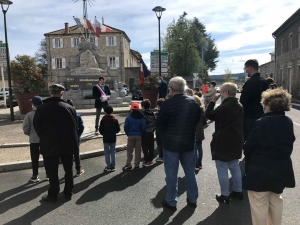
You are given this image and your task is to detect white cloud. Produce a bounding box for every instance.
[0,0,298,77]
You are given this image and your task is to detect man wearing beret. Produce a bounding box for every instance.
[33,84,79,202]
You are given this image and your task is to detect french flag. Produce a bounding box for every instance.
[139,57,150,86]
[93,17,101,38]
[101,24,113,32]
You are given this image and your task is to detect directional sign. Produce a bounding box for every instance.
[0,61,7,67]
[151,52,169,56]
[151,67,168,73]
[0,43,7,60]
[151,62,168,68]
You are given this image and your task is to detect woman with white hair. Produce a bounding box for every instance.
[205,82,244,204]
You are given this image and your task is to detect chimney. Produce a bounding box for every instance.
[65,22,69,33]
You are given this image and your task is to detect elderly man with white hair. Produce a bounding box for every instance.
[156,76,201,211]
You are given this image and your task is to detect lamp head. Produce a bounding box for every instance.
[0,0,13,5]
[152,6,166,19]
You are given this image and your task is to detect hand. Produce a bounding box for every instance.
[100,96,103,100]
[212,94,221,102]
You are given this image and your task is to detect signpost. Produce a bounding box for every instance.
[0,43,7,108]
[150,51,169,77]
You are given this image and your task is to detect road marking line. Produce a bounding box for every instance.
[293,122,300,127]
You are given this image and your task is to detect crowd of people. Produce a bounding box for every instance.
[21,60,295,225]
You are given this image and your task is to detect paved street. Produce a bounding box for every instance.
[0,104,299,225]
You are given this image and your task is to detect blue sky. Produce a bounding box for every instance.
[0,0,299,75]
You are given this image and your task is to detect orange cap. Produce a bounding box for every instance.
[130,102,140,110]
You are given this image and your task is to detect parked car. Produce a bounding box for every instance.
[0,87,9,99]
[6,94,18,107]
[216,86,220,93]
[132,88,143,100]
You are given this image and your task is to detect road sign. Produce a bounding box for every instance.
[0,61,7,67]
[151,62,168,68]
[151,52,169,56]
[151,67,168,73]
[0,43,7,60]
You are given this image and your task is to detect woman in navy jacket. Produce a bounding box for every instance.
[243,87,295,225]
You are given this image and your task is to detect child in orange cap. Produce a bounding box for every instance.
[123,102,146,170]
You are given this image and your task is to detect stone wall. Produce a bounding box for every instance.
[125,67,139,89]
[259,61,274,78]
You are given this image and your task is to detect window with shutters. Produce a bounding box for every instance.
[73,38,80,47]
[55,58,63,69]
[109,57,116,67]
[55,38,61,48]
[109,36,114,46]
[281,39,284,54]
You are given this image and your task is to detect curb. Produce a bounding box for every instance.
[0,133,127,148]
[0,144,127,173]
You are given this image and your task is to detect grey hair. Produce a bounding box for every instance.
[168,76,186,93]
[220,82,237,97]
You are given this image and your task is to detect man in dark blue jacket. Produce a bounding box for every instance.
[93,76,111,134]
[156,76,201,211]
[240,59,268,141]
[158,76,168,98]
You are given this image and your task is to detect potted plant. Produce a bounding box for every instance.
[11,55,46,114]
[140,73,159,108]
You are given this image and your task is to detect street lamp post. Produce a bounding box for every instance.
[152,6,165,78]
[0,0,14,121]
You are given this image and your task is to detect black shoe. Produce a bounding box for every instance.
[230,191,243,200]
[162,199,177,211]
[42,195,57,203]
[134,166,140,170]
[29,175,40,182]
[64,194,73,201]
[186,198,197,208]
[215,195,230,204]
[122,165,132,171]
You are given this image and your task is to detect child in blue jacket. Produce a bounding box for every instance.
[123,102,146,170]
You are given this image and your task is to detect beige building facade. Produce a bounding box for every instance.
[259,52,274,78]
[44,22,140,89]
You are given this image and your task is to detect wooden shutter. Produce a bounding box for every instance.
[106,37,109,46]
[60,38,63,48]
[62,58,66,68]
[115,57,119,68]
[52,39,56,48]
[95,37,99,46]
[114,36,117,46]
[52,58,56,69]
[71,38,74,47]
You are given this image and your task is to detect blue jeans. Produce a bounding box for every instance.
[215,159,242,196]
[194,140,203,166]
[104,142,116,168]
[164,149,198,206]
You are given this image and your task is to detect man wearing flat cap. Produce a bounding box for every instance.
[33,84,79,203]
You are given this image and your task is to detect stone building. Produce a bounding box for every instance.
[259,52,275,78]
[44,22,140,90]
[272,8,300,101]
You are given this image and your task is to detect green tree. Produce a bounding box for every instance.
[224,69,232,82]
[11,55,46,93]
[163,12,200,78]
[163,13,219,82]
[35,38,48,77]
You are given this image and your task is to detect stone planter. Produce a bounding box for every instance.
[15,92,37,115]
[141,89,158,108]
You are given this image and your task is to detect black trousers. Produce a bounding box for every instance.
[30,143,40,176]
[156,133,163,158]
[43,154,74,199]
[142,132,154,162]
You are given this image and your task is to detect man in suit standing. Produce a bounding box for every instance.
[158,76,168,98]
[240,59,268,141]
[93,76,111,134]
